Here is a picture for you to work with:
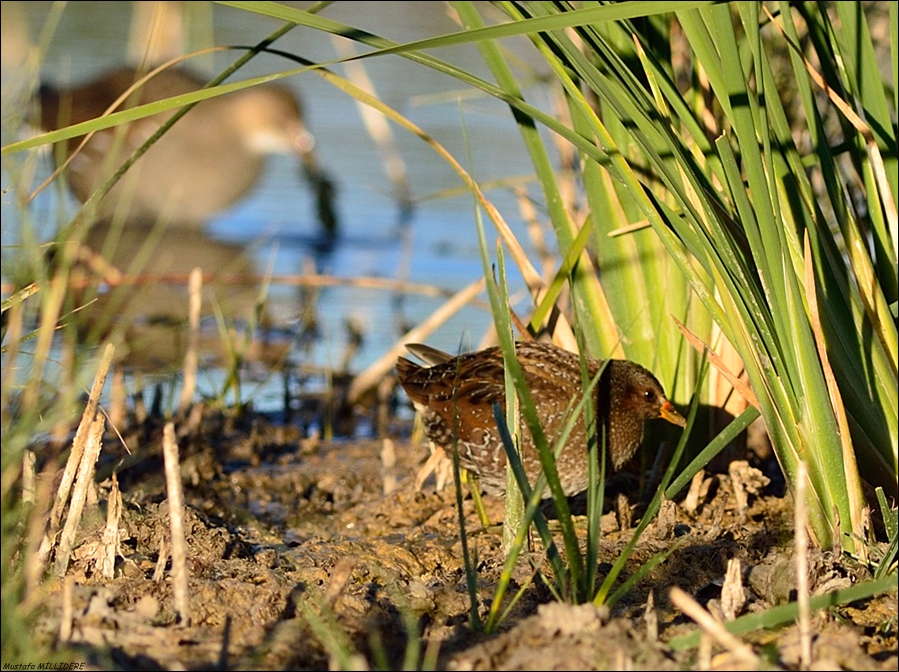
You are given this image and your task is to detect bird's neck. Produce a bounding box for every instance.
[605,405,643,469]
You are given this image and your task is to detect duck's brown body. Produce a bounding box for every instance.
[38,66,335,232]
[396,341,685,496]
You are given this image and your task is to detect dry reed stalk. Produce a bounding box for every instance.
[132,370,148,424]
[697,631,712,671]
[162,421,190,624]
[515,185,556,284]
[37,343,114,573]
[3,271,469,298]
[347,277,485,405]
[669,586,759,668]
[376,374,394,438]
[52,332,76,445]
[331,35,416,344]
[179,266,202,412]
[59,575,74,643]
[109,365,127,429]
[54,411,105,576]
[153,536,169,583]
[324,557,357,610]
[0,297,25,413]
[24,466,56,601]
[46,343,115,529]
[128,0,189,66]
[607,219,653,236]
[674,316,759,410]
[332,37,412,209]
[22,448,36,504]
[381,438,397,495]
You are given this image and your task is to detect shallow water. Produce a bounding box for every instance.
[2,2,557,413]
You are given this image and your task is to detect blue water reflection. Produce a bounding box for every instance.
[2,1,556,413]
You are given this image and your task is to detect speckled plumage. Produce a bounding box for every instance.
[396,341,686,497]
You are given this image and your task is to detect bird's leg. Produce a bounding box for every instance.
[466,473,492,529]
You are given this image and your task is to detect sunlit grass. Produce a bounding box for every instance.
[2,0,896,666]
[229,0,895,631]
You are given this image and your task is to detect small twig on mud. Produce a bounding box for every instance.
[324,557,358,610]
[669,586,759,667]
[163,422,191,625]
[682,469,707,515]
[720,557,746,622]
[99,473,123,580]
[643,589,658,641]
[154,536,169,583]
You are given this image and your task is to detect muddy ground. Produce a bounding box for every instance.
[25,402,898,671]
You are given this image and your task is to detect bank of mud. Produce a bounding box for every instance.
[25,408,898,670]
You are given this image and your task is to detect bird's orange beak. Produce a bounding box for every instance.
[660,400,687,427]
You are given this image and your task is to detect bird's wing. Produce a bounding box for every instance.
[404,343,454,366]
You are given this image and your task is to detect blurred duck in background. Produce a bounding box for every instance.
[21,1,339,371]
[38,65,338,238]
[34,65,333,369]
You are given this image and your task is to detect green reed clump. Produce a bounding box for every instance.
[229,0,897,630]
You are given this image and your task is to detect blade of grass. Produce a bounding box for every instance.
[667,574,898,651]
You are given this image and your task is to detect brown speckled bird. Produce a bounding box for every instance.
[396,341,686,497]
